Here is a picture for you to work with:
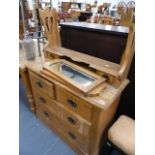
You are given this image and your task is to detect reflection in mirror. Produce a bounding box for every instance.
[50,61,96,87]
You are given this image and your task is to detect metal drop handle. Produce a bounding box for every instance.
[36,81,43,88]
[68,132,76,140]
[67,117,76,125]
[39,97,46,104]
[44,111,49,117]
[67,99,77,108]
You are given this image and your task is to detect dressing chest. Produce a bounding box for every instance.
[19,7,134,155]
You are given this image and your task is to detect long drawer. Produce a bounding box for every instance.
[29,71,55,99]
[56,86,93,122]
[61,105,91,138]
[61,122,89,153]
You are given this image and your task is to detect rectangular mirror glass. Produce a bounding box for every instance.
[50,61,96,87]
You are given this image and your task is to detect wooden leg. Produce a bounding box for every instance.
[20,68,35,112]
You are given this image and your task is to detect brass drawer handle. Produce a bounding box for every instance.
[39,97,46,104]
[67,117,76,125]
[44,111,49,117]
[68,132,76,140]
[36,81,43,88]
[67,99,77,108]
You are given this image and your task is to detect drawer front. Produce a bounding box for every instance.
[29,71,55,99]
[61,105,91,137]
[34,90,59,117]
[36,109,62,133]
[37,110,55,130]
[36,98,60,120]
[62,125,89,153]
[56,86,93,122]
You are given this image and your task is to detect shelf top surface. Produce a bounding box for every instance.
[60,22,129,35]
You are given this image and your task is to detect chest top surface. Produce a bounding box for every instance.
[20,57,129,111]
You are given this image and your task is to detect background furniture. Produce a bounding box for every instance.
[127,1,135,12]
[61,2,82,12]
[103,17,114,25]
[116,1,134,27]
[117,1,127,14]
[119,10,134,27]
[86,4,91,12]
[60,22,129,63]
[70,10,81,21]
[79,11,92,21]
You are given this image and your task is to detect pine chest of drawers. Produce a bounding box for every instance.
[19,6,134,154]
[20,58,129,155]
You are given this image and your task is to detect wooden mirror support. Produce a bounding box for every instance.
[119,23,135,81]
[39,6,135,91]
[39,6,61,49]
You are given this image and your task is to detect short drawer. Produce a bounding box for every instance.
[29,71,54,99]
[56,86,93,122]
[61,105,91,137]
